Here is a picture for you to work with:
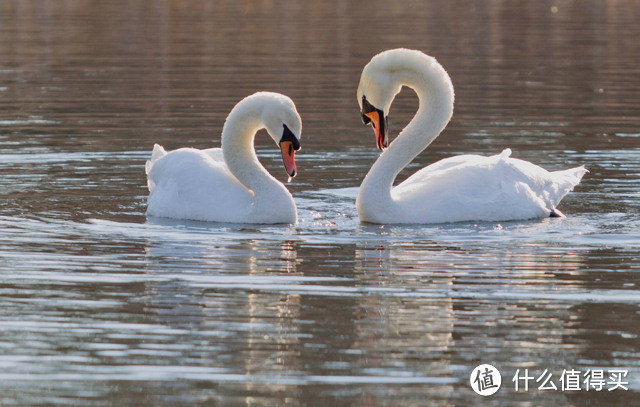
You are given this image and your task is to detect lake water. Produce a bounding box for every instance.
[1,1,639,405]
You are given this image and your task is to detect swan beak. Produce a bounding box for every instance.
[363,110,388,151]
[280,140,298,178]
[280,124,301,178]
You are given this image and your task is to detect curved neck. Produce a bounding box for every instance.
[221,103,284,200]
[360,60,454,206]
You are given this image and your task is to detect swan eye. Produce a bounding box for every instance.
[281,124,301,151]
[361,95,378,126]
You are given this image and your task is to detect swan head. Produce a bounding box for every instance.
[357,51,406,151]
[259,93,303,178]
[358,48,454,151]
[358,78,399,151]
[359,94,388,150]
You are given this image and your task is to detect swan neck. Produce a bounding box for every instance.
[388,61,454,170]
[222,108,281,196]
[361,59,454,205]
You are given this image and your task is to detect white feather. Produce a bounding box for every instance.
[357,49,586,224]
[145,92,301,224]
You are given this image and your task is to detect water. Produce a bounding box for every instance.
[1,1,639,405]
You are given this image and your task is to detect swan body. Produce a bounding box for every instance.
[146,92,302,224]
[356,49,586,224]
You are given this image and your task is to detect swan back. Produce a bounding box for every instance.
[392,149,586,223]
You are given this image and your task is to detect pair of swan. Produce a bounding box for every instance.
[146,49,586,225]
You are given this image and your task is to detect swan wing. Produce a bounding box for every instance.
[146,146,254,222]
[393,149,586,222]
[203,147,225,163]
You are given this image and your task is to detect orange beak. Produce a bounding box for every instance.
[280,140,297,178]
[363,110,388,151]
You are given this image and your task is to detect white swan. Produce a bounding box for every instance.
[146,92,302,224]
[356,49,587,224]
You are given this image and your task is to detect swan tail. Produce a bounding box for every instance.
[499,148,512,159]
[146,144,167,192]
[548,165,588,207]
[146,144,167,175]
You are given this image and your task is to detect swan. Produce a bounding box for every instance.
[145,92,302,224]
[356,49,587,224]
